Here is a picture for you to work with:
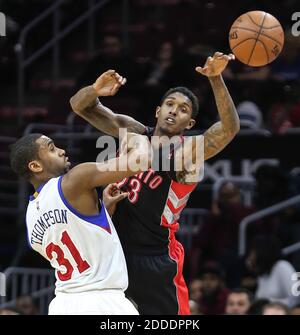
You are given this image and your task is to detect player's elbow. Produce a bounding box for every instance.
[228,119,240,137]
[69,95,81,115]
[232,120,240,135]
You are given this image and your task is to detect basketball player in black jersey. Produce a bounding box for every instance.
[70,52,240,315]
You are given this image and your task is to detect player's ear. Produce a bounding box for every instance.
[28,160,43,174]
[185,118,196,130]
[155,106,161,119]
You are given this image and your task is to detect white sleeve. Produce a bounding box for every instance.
[271,261,298,307]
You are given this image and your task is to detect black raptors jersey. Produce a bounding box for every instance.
[113,127,197,255]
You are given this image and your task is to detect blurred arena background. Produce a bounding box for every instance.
[1,0,300,315]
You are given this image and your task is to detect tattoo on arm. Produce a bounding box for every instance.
[204,121,232,160]
[203,76,240,160]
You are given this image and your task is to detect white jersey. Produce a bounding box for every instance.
[26,176,128,295]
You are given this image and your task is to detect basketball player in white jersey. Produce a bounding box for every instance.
[9,130,151,315]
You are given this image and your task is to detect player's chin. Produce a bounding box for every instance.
[64,162,71,172]
[161,123,180,135]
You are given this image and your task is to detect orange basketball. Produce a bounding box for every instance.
[229,11,284,67]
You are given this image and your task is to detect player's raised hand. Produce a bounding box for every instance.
[195,52,235,77]
[102,183,128,217]
[93,69,127,96]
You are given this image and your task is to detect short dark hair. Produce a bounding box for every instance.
[10,133,43,180]
[229,288,254,303]
[247,298,270,315]
[161,86,199,118]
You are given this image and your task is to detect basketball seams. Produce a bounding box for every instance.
[231,38,256,51]
[246,12,266,27]
[230,26,283,46]
[230,11,284,66]
[258,40,270,64]
[247,12,280,29]
[252,40,269,65]
[247,12,267,65]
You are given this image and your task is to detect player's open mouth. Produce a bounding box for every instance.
[165,117,176,125]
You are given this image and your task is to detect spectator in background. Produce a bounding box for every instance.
[144,41,176,87]
[239,270,257,296]
[225,288,254,315]
[190,181,258,287]
[246,235,297,308]
[189,300,202,315]
[0,308,19,315]
[197,262,229,315]
[270,33,300,82]
[254,165,289,210]
[188,278,203,303]
[15,295,39,315]
[291,304,300,315]
[76,34,139,89]
[247,298,270,315]
[237,101,264,130]
[262,302,290,315]
[139,40,197,122]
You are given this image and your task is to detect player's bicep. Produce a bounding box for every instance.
[77,104,121,137]
[62,152,149,198]
[203,121,234,160]
[116,114,146,135]
[77,104,146,138]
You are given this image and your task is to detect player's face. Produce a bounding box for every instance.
[34,136,71,176]
[201,274,222,296]
[225,293,251,315]
[155,92,196,136]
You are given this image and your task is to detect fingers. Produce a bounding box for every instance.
[106,69,116,75]
[213,52,235,61]
[214,52,223,58]
[111,83,120,95]
[114,192,129,201]
[112,72,127,86]
[195,66,208,75]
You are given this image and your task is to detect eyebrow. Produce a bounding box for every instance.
[46,140,54,147]
[165,96,191,109]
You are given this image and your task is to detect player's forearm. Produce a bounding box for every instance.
[208,75,240,136]
[70,85,99,113]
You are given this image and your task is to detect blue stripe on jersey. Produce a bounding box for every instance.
[57,176,111,233]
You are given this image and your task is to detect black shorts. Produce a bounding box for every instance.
[124,239,190,315]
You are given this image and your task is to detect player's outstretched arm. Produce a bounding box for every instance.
[70,70,146,137]
[61,133,151,200]
[196,52,240,160]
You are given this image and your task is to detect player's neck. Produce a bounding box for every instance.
[31,178,50,191]
[153,125,183,138]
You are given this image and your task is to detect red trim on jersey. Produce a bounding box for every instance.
[162,180,197,315]
[170,179,197,198]
[168,232,190,315]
